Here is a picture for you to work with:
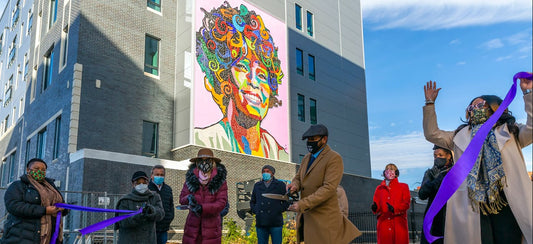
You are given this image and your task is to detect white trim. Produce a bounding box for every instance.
[147,6,162,16]
[26,109,62,139]
[2,147,17,161]
[69,148,191,170]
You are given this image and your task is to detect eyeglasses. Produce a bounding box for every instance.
[198,159,213,164]
[466,100,486,112]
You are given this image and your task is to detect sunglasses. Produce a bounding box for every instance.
[466,100,486,112]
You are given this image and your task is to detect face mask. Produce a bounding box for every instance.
[384,169,396,180]
[262,172,271,181]
[470,108,488,125]
[197,161,213,173]
[153,176,164,185]
[29,169,46,181]
[135,183,149,193]
[434,157,447,169]
[306,139,321,154]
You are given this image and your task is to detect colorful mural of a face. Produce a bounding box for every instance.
[194,0,288,161]
[196,2,283,120]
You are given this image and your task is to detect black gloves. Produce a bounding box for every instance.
[188,194,202,217]
[387,202,394,213]
[142,204,155,216]
[428,165,440,179]
[371,202,378,212]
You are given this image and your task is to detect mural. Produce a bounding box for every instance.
[194,0,289,161]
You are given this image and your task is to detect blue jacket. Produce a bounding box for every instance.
[250,178,289,227]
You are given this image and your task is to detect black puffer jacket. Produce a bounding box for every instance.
[2,175,67,244]
[250,178,289,227]
[115,189,165,244]
[148,181,175,232]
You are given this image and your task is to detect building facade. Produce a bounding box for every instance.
[0,0,370,235]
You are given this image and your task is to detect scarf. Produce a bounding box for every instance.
[28,176,65,244]
[466,125,507,215]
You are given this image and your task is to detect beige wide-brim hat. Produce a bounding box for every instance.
[190,148,221,163]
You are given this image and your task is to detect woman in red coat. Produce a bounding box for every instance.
[179,148,228,244]
[372,163,411,244]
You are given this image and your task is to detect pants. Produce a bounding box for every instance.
[480,192,522,244]
[256,226,283,244]
[156,231,168,244]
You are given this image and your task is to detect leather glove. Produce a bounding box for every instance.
[188,194,197,206]
[142,204,155,215]
[428,165,440,179]
[371,202,378,212]
[387,202,394,213]
[191,204,203,217]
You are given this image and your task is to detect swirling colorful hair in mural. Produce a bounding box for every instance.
[196,1,284,115]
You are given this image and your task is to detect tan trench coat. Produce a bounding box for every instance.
[291,145,361,243]
[423,93,533,244]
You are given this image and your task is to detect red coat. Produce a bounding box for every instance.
[372,178,411,244]
[179,163,228,244]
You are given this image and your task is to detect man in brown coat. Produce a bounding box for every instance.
[288,124,361,243]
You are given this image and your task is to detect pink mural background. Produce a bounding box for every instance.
[193,0,289,152]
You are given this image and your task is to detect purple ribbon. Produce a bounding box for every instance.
[423,71,532,243]
[50,202,143,243]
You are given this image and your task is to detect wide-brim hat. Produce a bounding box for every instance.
[301,124,328,140]
[190,148,221,163]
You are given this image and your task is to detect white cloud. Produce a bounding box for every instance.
[495,55,512,62]
[456,61,466,65]
[480,38,504,49]
[449,39,461,45]
[390,123,396,127]
[361,0,532,30]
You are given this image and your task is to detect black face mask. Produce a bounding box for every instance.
[434,157,447,169]
[306,139,322,154]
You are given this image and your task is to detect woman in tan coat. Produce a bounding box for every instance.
[423,76,532,244]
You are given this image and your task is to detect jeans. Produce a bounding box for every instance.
[156,231,168,244]
[256,226,282,244]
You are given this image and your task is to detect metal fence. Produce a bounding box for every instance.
[1,187,426,244]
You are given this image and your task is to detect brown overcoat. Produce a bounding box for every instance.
[291,145,361,243]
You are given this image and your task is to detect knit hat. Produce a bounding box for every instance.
[262,165,275,175]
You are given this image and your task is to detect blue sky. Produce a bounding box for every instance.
[361,0,533,190]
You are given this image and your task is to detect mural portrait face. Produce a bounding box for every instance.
[194,0,289,160]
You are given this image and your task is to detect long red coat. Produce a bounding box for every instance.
[179,163,228,244]
[372,178,411,244]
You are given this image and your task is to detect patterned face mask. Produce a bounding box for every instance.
[29,169,46,181]
[470,108,489,125]
[197,160,213,173]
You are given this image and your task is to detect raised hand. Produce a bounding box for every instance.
[424,80,441,103]
[519,72,532,92]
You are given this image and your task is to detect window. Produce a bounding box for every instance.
[24,58,29,78]
[0,34,3,55]
[298,94,305,122]
[9,36,17,66]
[295,4,302,30]
[4,115,10,132]
[43,47,54,90]
[25,140,31,163]
[60,27,68,67]
[142,121,159,157]
[12,6,20,27]
[1,152,17,186]
[20,98,24,116]
[5,76,13,106]
[36,128,47,158]
[27,11,33,35]
[147,0,161,12]
[308,54,315,80]
[144,35,159,76]
[299,154,305,163]
[306,11,313,36]
[296,48,303,75]
[310,98,317,124]
[53,116,61,158]
[49,0,58,29]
